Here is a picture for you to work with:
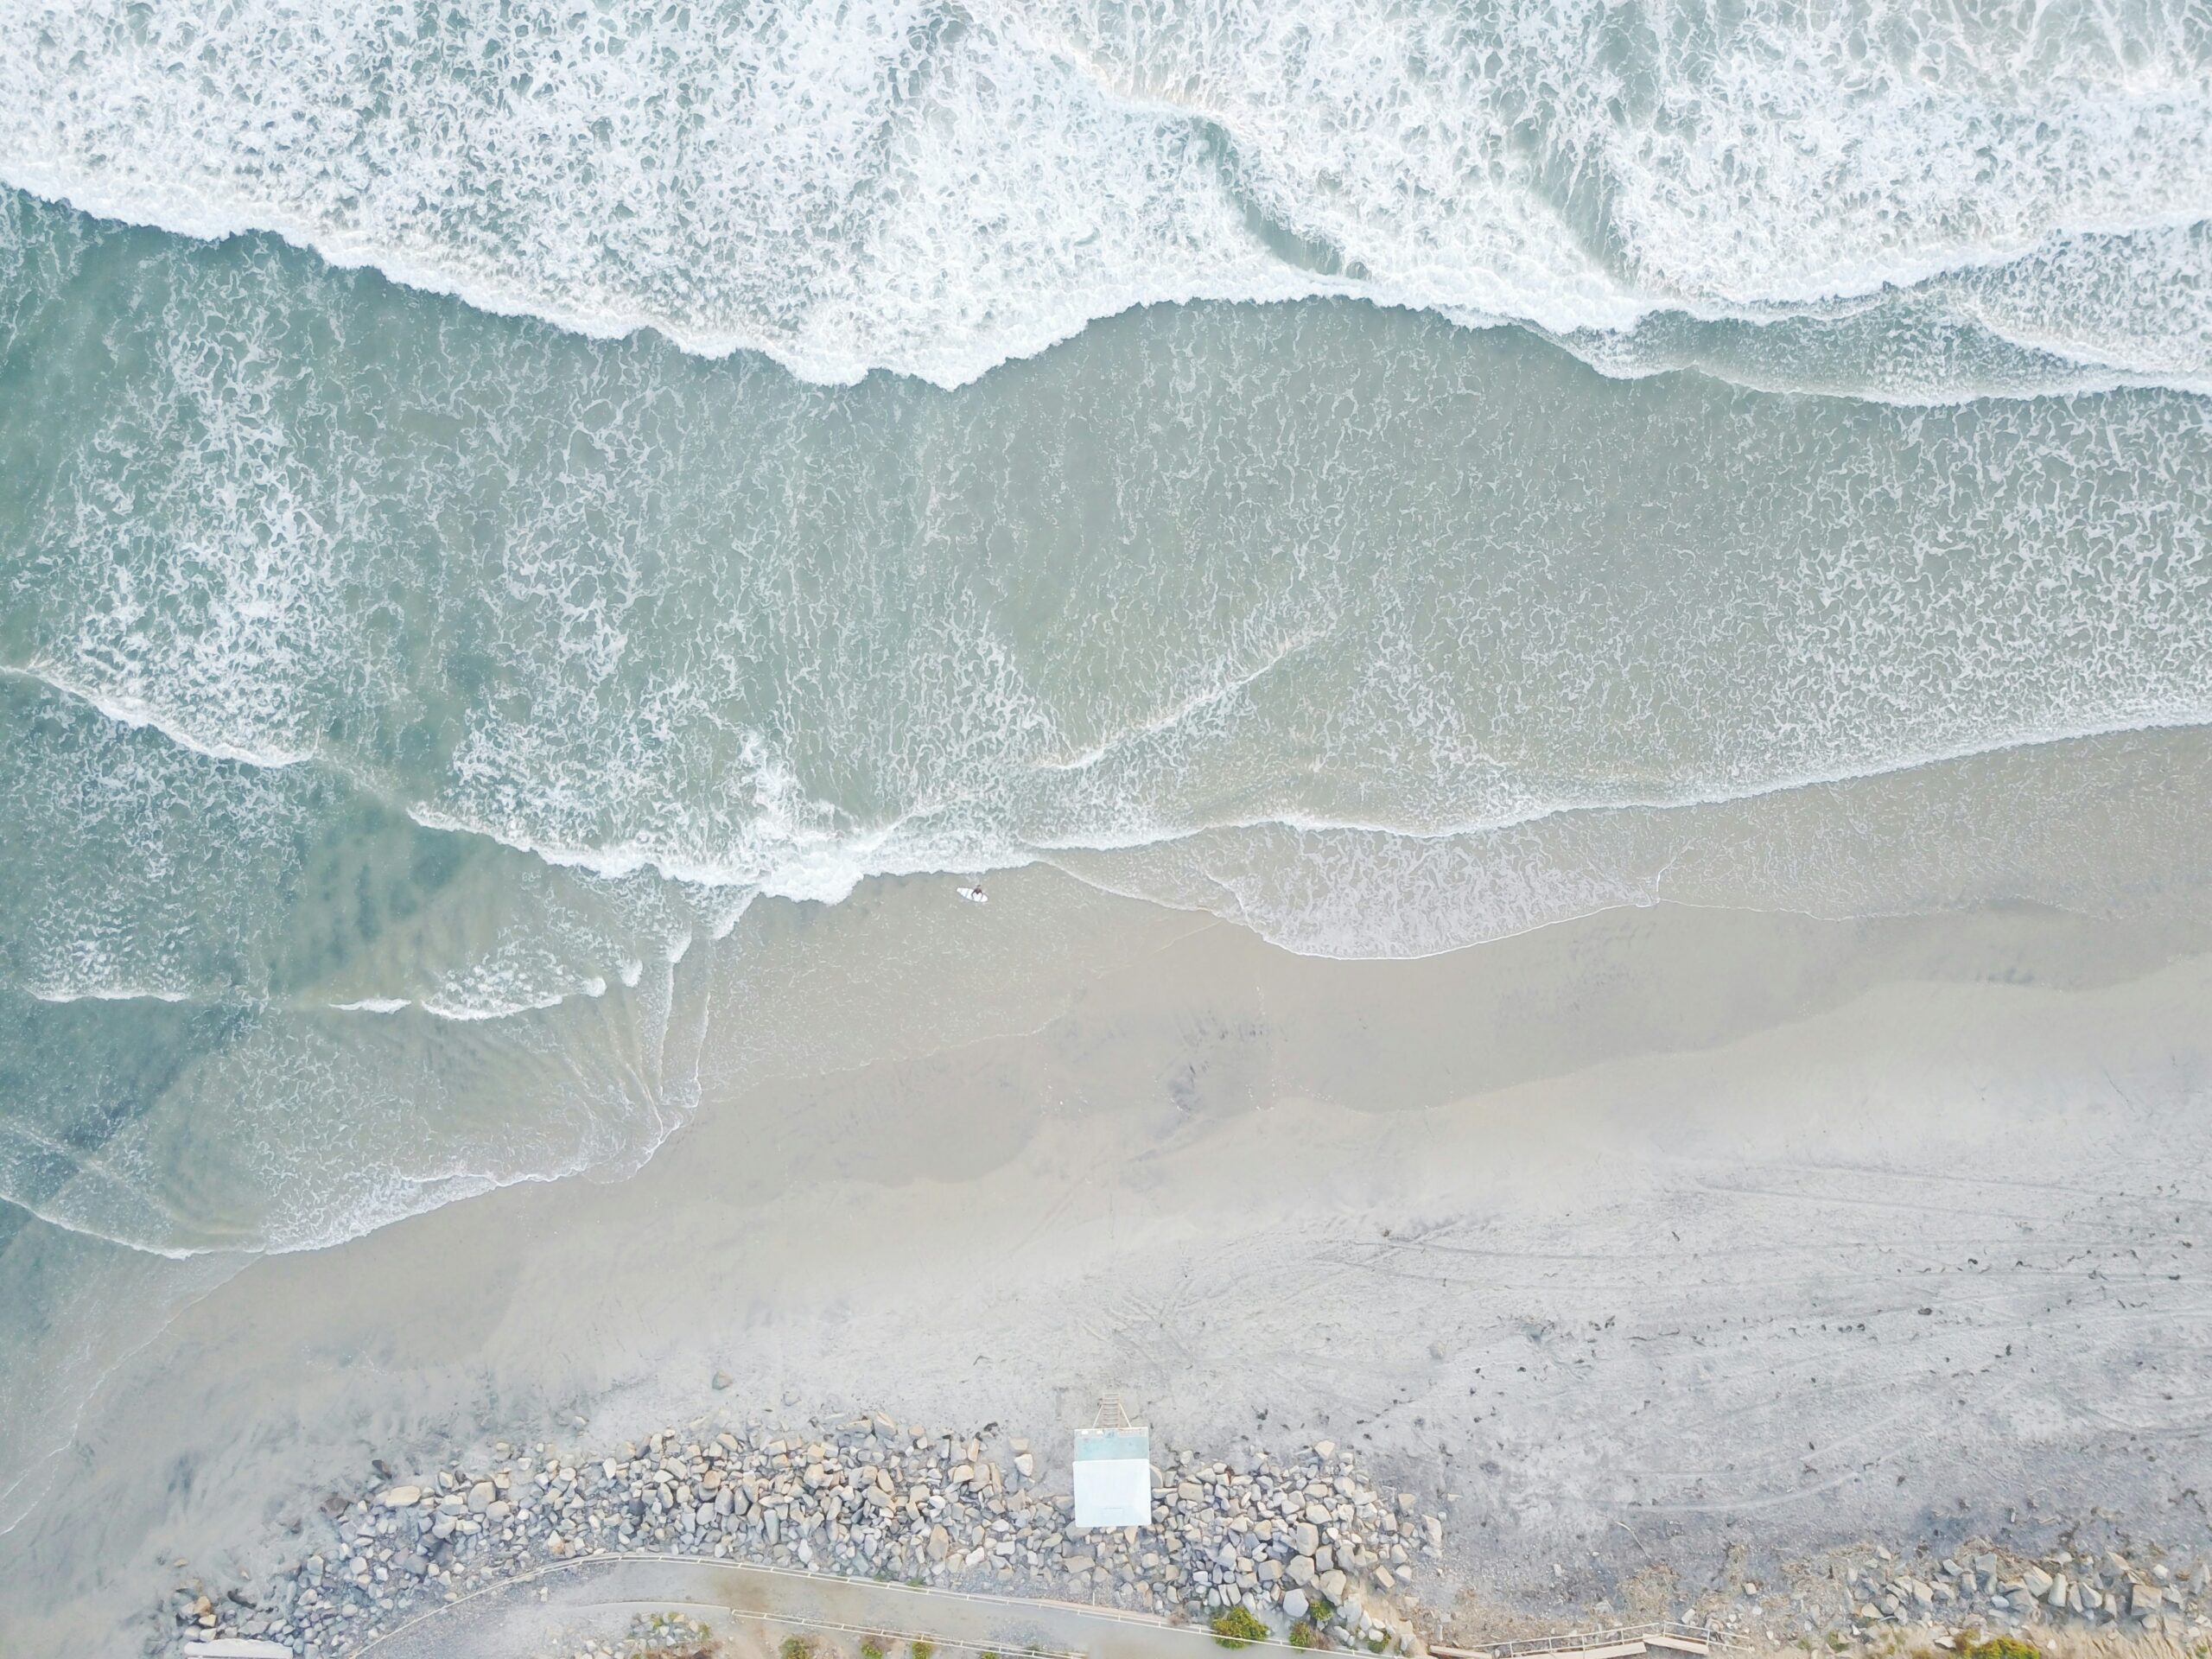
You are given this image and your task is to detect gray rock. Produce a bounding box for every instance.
[1285,1589,1310,1620]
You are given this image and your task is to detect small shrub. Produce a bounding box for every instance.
[1959,1638,2039,1659]
[1213,1607,1268,1649]
[912,1643,936,1659]
[861,1643,886,1659]
[1305,1596,1335,1624]
[1289,1621,1324,1649]
[781,1637,816,1659]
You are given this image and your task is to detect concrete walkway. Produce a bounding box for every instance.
[346,1554,1299,1659]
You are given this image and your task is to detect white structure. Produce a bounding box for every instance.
[1072,1395,1152,1529]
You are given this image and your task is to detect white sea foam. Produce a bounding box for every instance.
[23,985,193,1005]
[2,0,2208,393]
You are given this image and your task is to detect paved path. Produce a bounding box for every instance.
[347,1554,1284,1659]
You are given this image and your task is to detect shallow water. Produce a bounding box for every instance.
[1,0,2209,1615]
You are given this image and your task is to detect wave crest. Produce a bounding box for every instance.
[3,0,2209,392]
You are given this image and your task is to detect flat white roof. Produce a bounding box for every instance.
[1072,1427,1152,1529]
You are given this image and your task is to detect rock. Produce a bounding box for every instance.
[1014,1453,1035,1478]
[713,1371,734,1391]
[928,1525,950,1562]
[467,1483,493,1514]
[1297,1522,1320,1554]
[1314,1441,1337,1459]
[1289,1555,1318,1586]
[1285,1589,1310,1620]
[1320,1569,1348,1599]
[378,1487,422,1510]
[2023,1567,2055,1596]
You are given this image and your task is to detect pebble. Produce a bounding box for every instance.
[162,1401,2212,1659]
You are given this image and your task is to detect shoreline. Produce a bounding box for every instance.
[7,877,2212,1657]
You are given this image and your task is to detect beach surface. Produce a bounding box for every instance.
[5,873,2209,1656]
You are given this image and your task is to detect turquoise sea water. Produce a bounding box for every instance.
[3,0,2210,1553]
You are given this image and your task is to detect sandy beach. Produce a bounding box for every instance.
[5,873,2209,1655]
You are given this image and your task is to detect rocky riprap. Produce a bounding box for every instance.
[162,1413,1445,1657]
[157,1405,2212,1659]
[1712,1542,2212,1650]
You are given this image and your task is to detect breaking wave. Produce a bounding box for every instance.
[3,0,2209,395]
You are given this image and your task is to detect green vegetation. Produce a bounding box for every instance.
[780,1637,816,1659]
[1212,1607,1269,1648]
[912,1643,936,1659]
[861,1642,886,1659]
[1289,1620,1324,1649]
[1955,1638,2039,1659]
[1305,1595,1335,1624]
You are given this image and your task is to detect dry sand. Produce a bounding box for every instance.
[3,872,2209,1656]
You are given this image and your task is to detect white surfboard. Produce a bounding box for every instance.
[956,884,988,905]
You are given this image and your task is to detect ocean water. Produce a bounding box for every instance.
[2,0,2210,1554]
